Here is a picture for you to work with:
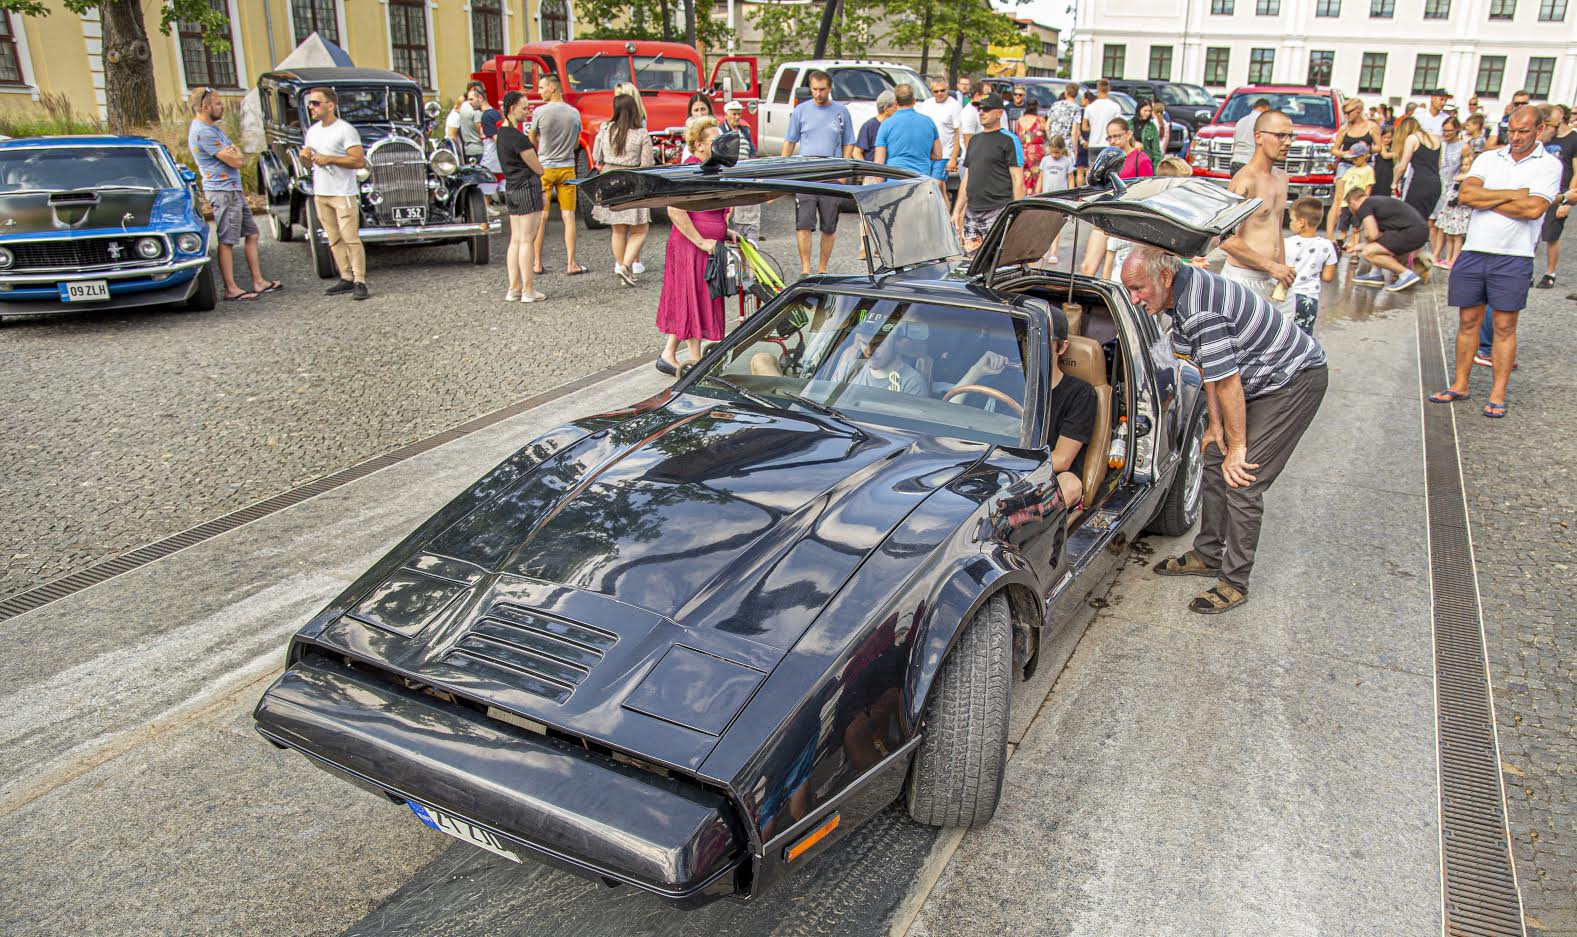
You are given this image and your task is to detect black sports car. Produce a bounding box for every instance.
[253,147,1257,907]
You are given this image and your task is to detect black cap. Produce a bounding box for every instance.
[1049,303,1069,341]
[978,92,1006,112]
[1431,88,1451,98]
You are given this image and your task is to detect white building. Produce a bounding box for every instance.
[1071,0,1577,106]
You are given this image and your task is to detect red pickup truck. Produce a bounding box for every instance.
[1189,85,1344,201]
[472,40,760,227]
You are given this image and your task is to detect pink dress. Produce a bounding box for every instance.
[656,157,727,342]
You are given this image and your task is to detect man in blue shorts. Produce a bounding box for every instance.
[781,69,855,275]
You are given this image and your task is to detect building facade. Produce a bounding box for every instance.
[0,0,574,120]
[1071,0,1577,105]
[989,18,1061,79]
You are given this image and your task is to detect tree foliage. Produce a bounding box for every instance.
[0,0,231,49]
[578,0,735,51]
[875,0,1024,83]
[747,0,875,73]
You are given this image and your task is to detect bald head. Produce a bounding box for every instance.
[1120,248,1181,316]
[1506,105,1541,158]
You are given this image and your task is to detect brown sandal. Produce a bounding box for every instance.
[1189,580,1248,615]
[1153,550,1220,578]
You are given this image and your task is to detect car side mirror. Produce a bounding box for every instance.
[700,131,742,173]
[1086,146,1128,194]
[178,166,198,185]
[794,87,812,102]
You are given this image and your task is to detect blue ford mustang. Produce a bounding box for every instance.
[0,135,216,319]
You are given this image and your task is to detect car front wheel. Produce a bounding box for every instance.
[464,188,490,265]
[305,199,336,279]
[906,592,1012,828]
[1146,407,1207,536]
[269,208,294,242]
[184,256,217,311]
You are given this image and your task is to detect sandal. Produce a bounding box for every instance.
[1189,580,1249,615]
[254,280,284,294]
[1483,401,1507,418]
[1153,550,1221,578]
[1427,388,1471,404]
[222,290,259,301]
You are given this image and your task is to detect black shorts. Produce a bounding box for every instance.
[1377,224,1429,256]
[1541,202,1566,243]
[505,181,543,215]
[1075,144,1089,168]
[794,193,840,233]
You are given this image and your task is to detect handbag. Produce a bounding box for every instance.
[704,239,740,299]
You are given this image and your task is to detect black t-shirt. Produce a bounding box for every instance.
[496,124,537,189]
[1547,131,1577,189]
[1355,195,1426,234]
[1048,373,1097,481]
[481,108,503,140]
[962,129,1020,211]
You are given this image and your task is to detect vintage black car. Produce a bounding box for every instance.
[257,67,499,277]
[253,148,1256,907]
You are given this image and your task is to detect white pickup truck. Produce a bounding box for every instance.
[757,59,930,156]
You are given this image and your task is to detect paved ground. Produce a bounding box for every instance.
[1433,253,1577,935]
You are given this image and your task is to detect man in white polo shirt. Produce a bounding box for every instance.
[1429,105,1561,418]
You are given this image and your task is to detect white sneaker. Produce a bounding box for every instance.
[504,289,522,302]
[631,261,646,275]
[521,290,547,303]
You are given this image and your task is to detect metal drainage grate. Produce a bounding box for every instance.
[0,354,652,624]
[1416,301,1526,937]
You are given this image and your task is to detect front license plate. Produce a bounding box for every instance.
[61,280,110,303]
[393,206,424,224]
[408,802,521,863]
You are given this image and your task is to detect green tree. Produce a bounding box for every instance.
[578,0,734,52]
[0,0,232,131]
[879,0,1024,84]
[746,0,874,73]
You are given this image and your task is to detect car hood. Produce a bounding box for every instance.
[0,187,184,236]
[309,397,989,771]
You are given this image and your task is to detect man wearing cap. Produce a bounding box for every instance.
[1416,90,1451,136]
[722,99,762,242]
[952,92,1023,252]
[830,315,928,395]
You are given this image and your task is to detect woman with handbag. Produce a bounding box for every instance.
[655,118,734,375]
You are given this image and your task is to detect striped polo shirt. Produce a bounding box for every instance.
[1168,265,1326,399]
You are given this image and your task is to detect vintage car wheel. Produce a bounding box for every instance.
[269,208,294,243]
[905,592,1011,828]
[184,256,218,311]
[1146,406,1208,536]
[576,149,608,230]
[305,199,337,279]
[464,189,490,266]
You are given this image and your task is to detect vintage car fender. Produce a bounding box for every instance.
[258,150,292,210]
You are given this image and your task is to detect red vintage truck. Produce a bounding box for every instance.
[471,40,760,227]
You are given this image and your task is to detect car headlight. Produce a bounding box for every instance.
[135,237,163,259]
[430,149,459,177]
[366,189,384,206]
[176,232,202,254]
[0,247,12,269]
[356,166,372,182]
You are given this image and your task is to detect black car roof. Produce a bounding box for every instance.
[262,67,420,86]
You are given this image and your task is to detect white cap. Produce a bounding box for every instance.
[723,99,743,112]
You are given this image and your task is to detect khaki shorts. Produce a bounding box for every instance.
[540,166,577,211]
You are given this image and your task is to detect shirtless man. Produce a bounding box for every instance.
[1221,109,1296,302]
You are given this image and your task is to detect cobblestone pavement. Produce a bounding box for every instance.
[0,200,848,602]
[1430,248,1577,934]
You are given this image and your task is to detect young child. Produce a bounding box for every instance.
[1329,141,1374,241]
[1284,196,1338,335]
[1036,136,1075,266]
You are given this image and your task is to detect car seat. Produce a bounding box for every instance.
[1056,335,1112,518]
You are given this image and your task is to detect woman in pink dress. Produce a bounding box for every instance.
[655,118,733,374]
[1016,99,1047,192]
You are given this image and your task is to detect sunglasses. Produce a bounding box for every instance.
[1259,130,1296,141]
[306,100,324,109]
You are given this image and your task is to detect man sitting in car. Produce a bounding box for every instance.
[1042,305,1097,513]
[829,314,928,394]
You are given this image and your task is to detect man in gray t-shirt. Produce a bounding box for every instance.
[530,74,587,274]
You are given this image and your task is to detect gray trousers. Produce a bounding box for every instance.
[1194,364,1328,590]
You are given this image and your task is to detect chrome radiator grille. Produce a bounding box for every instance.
[367,138,428,223]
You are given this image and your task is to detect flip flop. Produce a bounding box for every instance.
[1427,388,1471,403]
[566,266,590,276]
[223,291,259,301]
[255,281,284,294]
[1482,401,1507,418]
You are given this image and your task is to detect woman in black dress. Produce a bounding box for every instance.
[1392,116,1442,224]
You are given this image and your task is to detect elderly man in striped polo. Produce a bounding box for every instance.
[1121,247,1329,614]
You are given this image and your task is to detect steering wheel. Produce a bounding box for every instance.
[942,384,1024,415]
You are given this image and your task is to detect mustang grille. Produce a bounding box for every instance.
[7,235,167,271]
[368,138,428,223]
[445,601,617,703]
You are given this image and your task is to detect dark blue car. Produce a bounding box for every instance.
[0,135,216,320]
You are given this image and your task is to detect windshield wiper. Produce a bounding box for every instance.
[700,374,775,409]
[777,391,845,420]
[632,53,665,83]
[569,51,604,77]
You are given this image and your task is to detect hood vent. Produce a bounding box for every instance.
[445,601,618,704]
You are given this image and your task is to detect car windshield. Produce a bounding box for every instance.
[692,291,1032,445]
[570,54,631,92]
[0,146,173,192]
[1159,83,1216,107]
[632,55,699,91]
[1219,92,1336,128]
[1017,83,1068,108]
[333,87,421,124]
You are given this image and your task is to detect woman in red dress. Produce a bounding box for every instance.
[1016,99,1047,192]
[655,118,733,374]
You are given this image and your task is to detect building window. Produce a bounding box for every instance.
[1358,52,1387,94]
[1488,0,1516,14]
[1204,47,1230,86]
[1411,54,1441,95]
[1370,0,1394,15]
[1475,56,1506,97]
[1307,50,1334,86]
[292,0,339,45]
[1148,45,1172,81]
[1424,0,1450,16]
[1316,0,1341,14]
[1210,0,1234,13]
[1248,48,1275,84]
[540,0,570,41]
[1102,44,1125,79]
[1539,0,1567,19]
[388,0,431,88]
[0,12,24,85]
[471,0,503,71]
[1256,0,1280,12]
[1526,56,1554,97]
[178,0,238,89]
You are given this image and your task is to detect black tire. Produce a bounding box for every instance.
[1146,406,1208,536]
[576,149,607,229]
[906,593,1012,828]
[464,188,490,265]
[184,255,217,311]
[305,199,336,279]
[269,207,294,242]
